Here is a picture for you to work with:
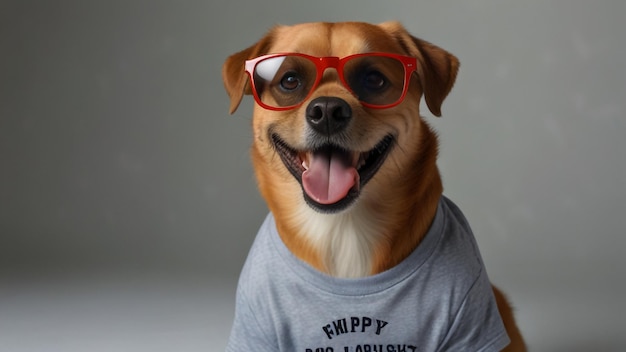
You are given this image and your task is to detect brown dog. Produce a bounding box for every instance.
[223,21,525,351]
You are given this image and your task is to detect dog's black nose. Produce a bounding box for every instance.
[305,97,352,136]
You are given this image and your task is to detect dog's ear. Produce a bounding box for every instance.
[222,30,275,114]
[378,21,459,117]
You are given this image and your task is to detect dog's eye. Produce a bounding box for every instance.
[280,72,302,91]
[363,71,387,91]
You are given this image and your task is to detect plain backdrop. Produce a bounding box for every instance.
[1,1,625,351]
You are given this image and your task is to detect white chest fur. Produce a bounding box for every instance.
[291,203,385,278]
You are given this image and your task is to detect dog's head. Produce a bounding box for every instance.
[223,22,458,215]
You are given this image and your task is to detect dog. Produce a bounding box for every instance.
[223,21,526,351]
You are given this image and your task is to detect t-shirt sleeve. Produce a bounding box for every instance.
[225,288,276,352]
[436,268,511,352]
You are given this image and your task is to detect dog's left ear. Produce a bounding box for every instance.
[378,22,459,117]
[222,30,275,114]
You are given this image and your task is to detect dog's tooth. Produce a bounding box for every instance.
[298,152,309,170]
[357,154,366,169]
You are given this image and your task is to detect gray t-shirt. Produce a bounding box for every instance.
[226,196,510,352]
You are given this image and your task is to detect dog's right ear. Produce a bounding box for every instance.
[222,31,275,114]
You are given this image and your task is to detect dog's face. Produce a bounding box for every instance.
[223,22,458,217]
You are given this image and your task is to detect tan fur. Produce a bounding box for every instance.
[223,21,525,350]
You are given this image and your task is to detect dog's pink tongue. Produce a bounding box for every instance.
[302,150,359,205]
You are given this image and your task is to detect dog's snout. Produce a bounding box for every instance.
[305,97,352,136]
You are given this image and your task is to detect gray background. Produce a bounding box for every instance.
[1,1,624,351]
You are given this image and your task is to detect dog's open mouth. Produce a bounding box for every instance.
[271,134,395,213]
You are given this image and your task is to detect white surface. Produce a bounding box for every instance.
[0,275,236,352]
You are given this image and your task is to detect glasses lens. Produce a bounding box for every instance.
[343,55,406,107]
[252,55,317,108]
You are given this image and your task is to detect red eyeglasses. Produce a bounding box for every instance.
[244,52,417,111]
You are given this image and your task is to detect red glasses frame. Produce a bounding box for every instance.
[244,52,417,111]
